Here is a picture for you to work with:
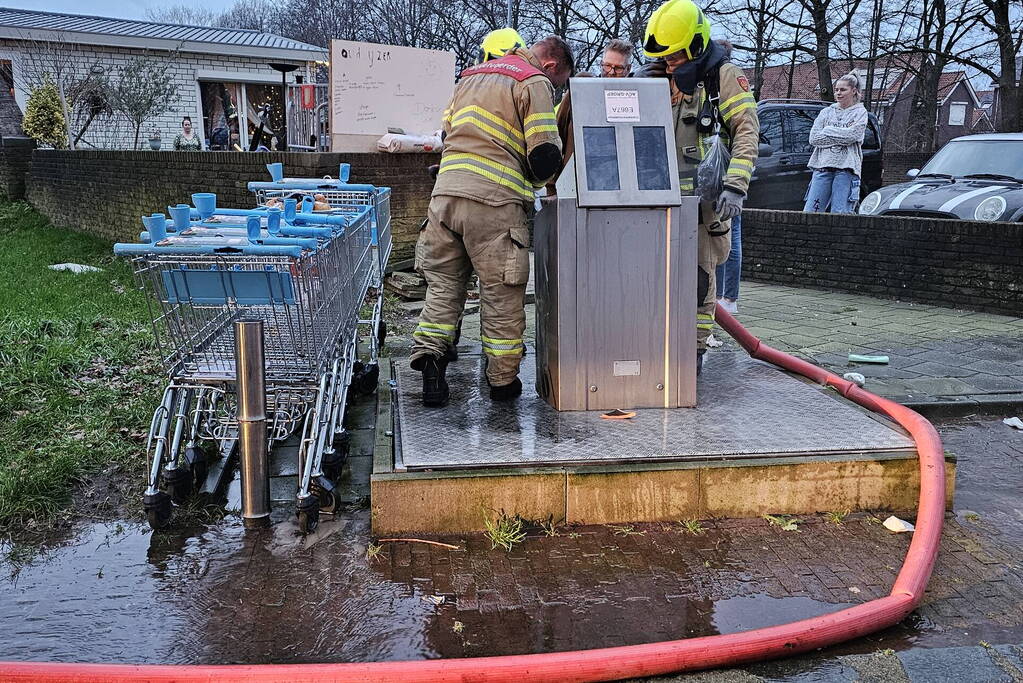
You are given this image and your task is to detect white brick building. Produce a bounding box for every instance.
[0,7,326,150]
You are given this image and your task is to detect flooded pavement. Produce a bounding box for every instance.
[1,413,1022,675]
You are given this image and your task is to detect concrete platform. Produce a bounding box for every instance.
[371,353,956,534]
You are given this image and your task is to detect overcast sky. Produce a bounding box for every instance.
[4,0,238,20]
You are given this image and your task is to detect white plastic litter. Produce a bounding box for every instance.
[1003,417,1023,430]
[49,263,103,273]
[843,372,866,387]
[377,132,443,153]
[706,334,724,348]
[882,515,915,533]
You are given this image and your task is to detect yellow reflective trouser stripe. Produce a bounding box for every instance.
[414,321,456,340]
[721,100,756,123]
[697,313,714,330]
[482,335,524,355]
[450,113,525,156]
[439,153,533,199]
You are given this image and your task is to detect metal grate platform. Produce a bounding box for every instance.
[393,351,914,471]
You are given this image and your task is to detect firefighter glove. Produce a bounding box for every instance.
[714,188,744,220]
[633,59,668,79]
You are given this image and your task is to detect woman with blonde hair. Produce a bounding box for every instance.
[804,73,868,213]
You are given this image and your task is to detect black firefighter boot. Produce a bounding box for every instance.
[411,355,449,407]
[696,349,706,377]
[489,376,523,401]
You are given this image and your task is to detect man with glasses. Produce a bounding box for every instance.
[600,39,634,78]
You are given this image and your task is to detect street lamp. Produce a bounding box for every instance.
[268,62,299,151]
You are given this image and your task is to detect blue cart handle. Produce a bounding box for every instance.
[114,243,304,257]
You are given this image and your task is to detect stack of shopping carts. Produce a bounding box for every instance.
[114,169,390,533]
[248,162,392,391]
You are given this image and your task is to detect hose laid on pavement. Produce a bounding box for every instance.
[0,308,945,682]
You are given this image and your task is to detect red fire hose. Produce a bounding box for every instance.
[0,309,945,682]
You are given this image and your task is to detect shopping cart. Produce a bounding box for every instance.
[247,163,392,393]
[115,196,374,533]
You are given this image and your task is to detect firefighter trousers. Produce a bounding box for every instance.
[411,195,530,386]
[697,201,733,351]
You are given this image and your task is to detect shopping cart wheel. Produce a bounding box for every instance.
[184,446,208,490]
[315,477,339,514]
[297,494,320,534]
[144,491,173,530]
[321,448,345,484]
[376,320,387,347]
[355,362,380,395]
[163,466,193,505]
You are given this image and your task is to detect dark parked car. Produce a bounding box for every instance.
[859,133,1023,221]
[746,99,884,210]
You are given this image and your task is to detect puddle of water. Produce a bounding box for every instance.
[0,513,439,664]
[1,522,198,663]
[709,595,857,634]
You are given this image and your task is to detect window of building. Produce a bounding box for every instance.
[199,81,287,150]
[948,102,967,126]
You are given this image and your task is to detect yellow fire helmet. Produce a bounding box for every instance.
[643,0,712,60]
[479,27,526,63]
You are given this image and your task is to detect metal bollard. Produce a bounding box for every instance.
[235,320,271,528]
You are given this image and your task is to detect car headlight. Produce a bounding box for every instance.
[859,191,882,215]
[974,196,1006,221]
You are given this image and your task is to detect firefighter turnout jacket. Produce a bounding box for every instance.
[433,48,562,207]
[672,62,759,201]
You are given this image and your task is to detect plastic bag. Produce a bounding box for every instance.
[696,134,731,204]
[376,132,443,153]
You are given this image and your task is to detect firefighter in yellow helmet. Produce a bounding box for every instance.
[639,0,759,375]
[411,37,573,406]
[479,28,526,63]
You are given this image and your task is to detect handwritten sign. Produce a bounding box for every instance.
[329,40,455,142]
[605,89,641,122]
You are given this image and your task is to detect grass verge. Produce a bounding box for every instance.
[0,202,162,531]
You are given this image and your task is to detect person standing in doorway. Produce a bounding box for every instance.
[804,73,867,213]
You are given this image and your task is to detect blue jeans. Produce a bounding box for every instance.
[804,168,860,213]
[715,214,741,300]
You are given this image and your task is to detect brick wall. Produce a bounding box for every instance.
[0,136,33,200]
[882,152,933,186]
[25,150,439,260]
[742,208,1023,317]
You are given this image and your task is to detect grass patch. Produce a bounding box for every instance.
[679,519,706,535]
[483,509,526,551]
[826,509,850,525]
[0,202,162,530]
[763,514,801,532]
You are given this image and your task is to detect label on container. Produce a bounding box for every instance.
[605,90,640,122]
[613,360,641,376]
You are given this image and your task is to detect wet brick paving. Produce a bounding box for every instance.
[2,404,1023,680]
